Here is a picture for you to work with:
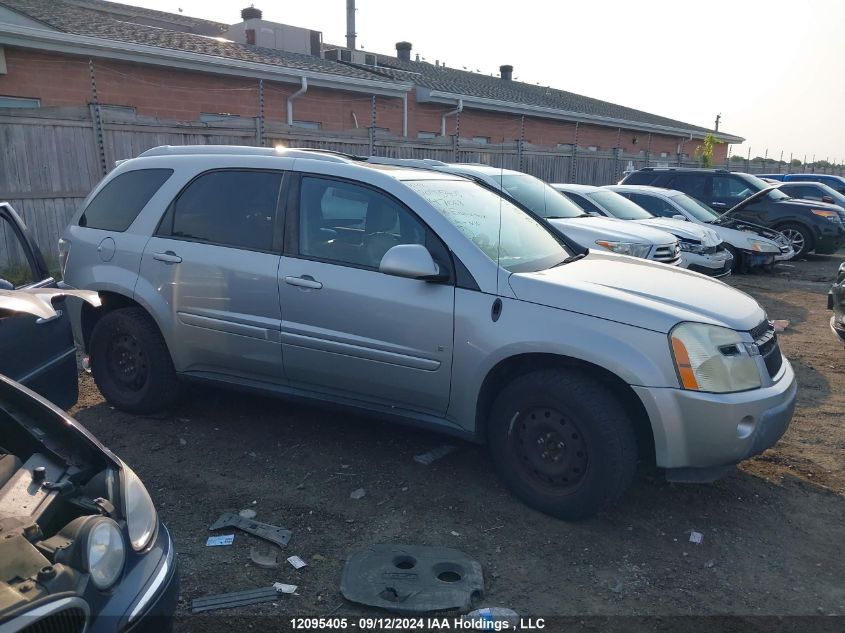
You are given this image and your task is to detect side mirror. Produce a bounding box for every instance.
[672,214,688,221]
[0,279,14,291]
[822,195,835,204]
[379,244,445,281]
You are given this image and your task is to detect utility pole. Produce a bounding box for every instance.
[346,0,356,50]
[714,113,721,132]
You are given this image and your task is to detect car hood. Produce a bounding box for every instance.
[548,216,677,248]
[633,218,721,245]
[702,222,780,251]
[508,250,765,333]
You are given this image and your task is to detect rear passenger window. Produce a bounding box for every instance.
[164,170,282,251]
[0,214,38,288]
[627,193,675,217]
[667,174,708,199]
[80,169,173,231]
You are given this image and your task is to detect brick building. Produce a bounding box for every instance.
[0,0,742,162]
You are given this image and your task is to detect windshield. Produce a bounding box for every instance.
[589,190,652,220]
[405,179,569,272]
[496,174,586,219]
[765,186,791,201]
[670,194,720,222]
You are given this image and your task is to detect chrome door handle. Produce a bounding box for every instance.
[284,276,322,290]
[36,309,63,325]
[153,251,182,264]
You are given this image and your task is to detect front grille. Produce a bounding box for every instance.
[749,320,783,378]
[12,601,88,633]
[652,242,681,264]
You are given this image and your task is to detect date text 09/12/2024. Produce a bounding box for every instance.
[289,617,546,630]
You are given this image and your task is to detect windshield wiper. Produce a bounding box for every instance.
[552,253,586,267]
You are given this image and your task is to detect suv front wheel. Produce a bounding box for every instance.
[777,223,813,258]
[90,307,179,413]
[487,369,637,520]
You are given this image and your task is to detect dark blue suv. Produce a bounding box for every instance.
[758,173,845,194]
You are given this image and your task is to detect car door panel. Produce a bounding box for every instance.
[0,203,78,409]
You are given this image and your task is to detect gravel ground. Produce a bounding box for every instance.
[69,252,845,629]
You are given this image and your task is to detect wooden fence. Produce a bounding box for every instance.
[2,105,844,267]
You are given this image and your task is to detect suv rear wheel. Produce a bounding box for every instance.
[90,307,179,413]
[777,223,813,258]
[487,369,637,520]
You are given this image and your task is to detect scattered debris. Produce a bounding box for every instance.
[772,319,790,332]
[209,513,292,548]
[463,607,520,629]
[704,559,716,568]
[689,531,704,545]
[483,525,504,534]
[191,586,286,613]
[413,445,456,465]
[179,438,187,446]
[287,555,307,570]
[273,582,298,594]
[250,547,281,569]
[611,581,623,594]
[297,472,312,489]
[450,531,461,537]
[350,488,366,500]
[340,544,484,614]
[206,534,234,547]
[239,508,257,520]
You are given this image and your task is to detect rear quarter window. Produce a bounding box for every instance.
[80,169,173,231]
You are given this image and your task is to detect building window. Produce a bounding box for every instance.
[557,143,573,151]
[0,95,40,108]
[417,131,438,139]
[471,136,490,144]
[587,145,598,152]
[200,112,239,122]
[101,104,136,114]
[292,120,322,130]
[660,151,669,158]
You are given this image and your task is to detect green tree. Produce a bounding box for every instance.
[790,158,802,166]
[695,133,721,168]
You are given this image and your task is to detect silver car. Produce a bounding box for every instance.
[60,146,797,519]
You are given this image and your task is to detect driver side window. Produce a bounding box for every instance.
[628,193,675,217]
[713,176,753,201]
[297,177,426,269]
[0,214,37,288]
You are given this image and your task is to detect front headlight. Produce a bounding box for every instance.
[747,238,779,253]
[86,518,126,589]
[669,322,762,393]
[679,239,707,254]
[594,240,651,259]
[121,463,158,551]
[810,209,842,223]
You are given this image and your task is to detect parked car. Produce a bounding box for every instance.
[777,181,845,211]
[61,145,796,519]
[607,185,793,272]
[0,209,178,632]
[366,159,683,267]
[759,173,845,194]
[829,262,845,344]
[551,184,732,277]
[620,168,845,257]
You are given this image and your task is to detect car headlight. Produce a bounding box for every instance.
[86,518,126,589]
[679,239,707,254]
[669,322,762,393]
[811,209,842,223]
[121,463,158,551]
[594,240,651,258]
[747,238,779,253]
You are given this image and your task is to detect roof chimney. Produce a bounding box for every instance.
[396,41,412,62]
[241,5,262,20]
[500,64,513,81]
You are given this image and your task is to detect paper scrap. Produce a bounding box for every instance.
[689,531,704,545]
[287,555,307,569]
[206,534,234,547]
[414,444,457,465]
[273,582,298,594]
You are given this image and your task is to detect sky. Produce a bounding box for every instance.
[131,0,845,163]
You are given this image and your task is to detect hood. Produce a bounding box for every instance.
[702,221,780,251]
[548,216,677,249]
[634,218,721,246]
[508,251,765,334]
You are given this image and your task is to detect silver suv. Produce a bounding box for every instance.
[61,146,798,519]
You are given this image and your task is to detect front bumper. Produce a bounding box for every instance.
[679,250,733,277]
[633,357,797,471]
[813,227,845,254]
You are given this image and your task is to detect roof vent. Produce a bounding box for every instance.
[241,5,262,20]
[396,41,412,62]
[500,64,513,81]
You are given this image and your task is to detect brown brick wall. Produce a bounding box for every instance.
[0,46,725,160]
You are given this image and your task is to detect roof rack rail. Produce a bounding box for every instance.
[137,145,359,164]
[365,156,448,168]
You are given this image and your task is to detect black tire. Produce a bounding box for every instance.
[90,307,179,413]
[487,369,637,520]
[776,223,813,258]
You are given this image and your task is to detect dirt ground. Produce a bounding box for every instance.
[70,252,845,628]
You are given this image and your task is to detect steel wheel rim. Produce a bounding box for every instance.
[106,330,148,391]
[513,407,588,491]
[781,228,805,253]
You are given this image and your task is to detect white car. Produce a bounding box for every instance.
[552,184,732,277]
[607,185,795,272]
[383,162,684,266]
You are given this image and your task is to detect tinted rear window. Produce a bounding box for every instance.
[80,169,173,231]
